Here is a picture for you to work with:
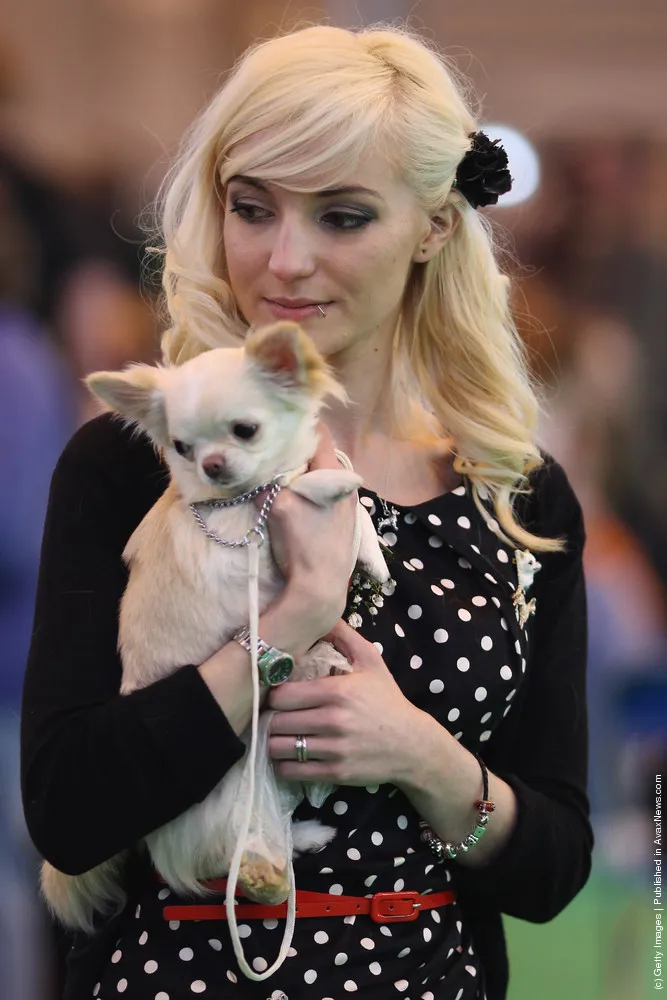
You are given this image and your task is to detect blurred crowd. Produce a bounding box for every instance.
[1,56,666,1000]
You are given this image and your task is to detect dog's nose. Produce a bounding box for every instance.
[202,454,228,481]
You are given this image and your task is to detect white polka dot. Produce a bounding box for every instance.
[156,993,170,1000]
[472,595,487,606]
[457,516,471,529]
[457,920,463,932]
[428,513,442,526]
[394,856,405,866]
[440,578,455,589]
[522,658,527,673]
[179,948,194,962]
[410,655,422,669]
[447,707,460,722]
[454,731,463,740]
[329,883,344,894]
[404,511,417,524]
[503,704,512,716]
[252,957,267,972]
[481,711,492,723]
[453,485,466,496]
[364,875,378,887]
[429,679,445,694]
[135,905,141,919]
[480,730,492,741]
[208,938,222,950]
[398,946,411,958]
[434,629,448,643]
[409,558,424,569]
[497,549,509,563]
[380,926,393,936]
[428,535,443,548]
[333,800,348,815]
[485,573,498,585]
[157,888,170,900]
[456,991,465,1000]
[395,624,405,638]
[425,864,434,874]
[431,910,441,924]
[394,980,410,992]
[397,814,408,829]
[319,867,333,875]
[382,531,398,546]
[500,617,508,630]
[344,980,358,991]
[304,969,318,983]
[491,596,501,607]
[465,965,477,975]
[507,688,516,701]
[487,518,499,533]
[456,657,470,671]
[344,915,356,924]
[263,918,278,929]
[471,544,480,553]
[481,635,493,650]
[335,953,349,965]
[226,970,237,983]
[287,946,297,957]
[371,831,383,846]
[474,687,487,701]
[139,931,148,945]
[403,560,416,571]
[394,878,405,891]
[111,950,122,963]
[144,960,158,974]
[347,848,361,860]
[373,641,384,653]
[190,981,207,993]
[314,930,329,944]
[117,981,128,994]
[500,665,512,680]
[431,584,444,596]
[515,640,521,654]
[423,926,433,942]
[360,496,374,508]
[93,986,100,998]
[458,557,471,569]
[458,608,472,622]
[369,962,382,975]
[361,937,375,950]
[422,993,435,1000]
[169,920,180,930]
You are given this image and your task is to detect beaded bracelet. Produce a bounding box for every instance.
[419,752,496,861]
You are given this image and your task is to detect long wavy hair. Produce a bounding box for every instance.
[150,21,561,552]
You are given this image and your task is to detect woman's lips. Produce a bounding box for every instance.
[264,299,331,319]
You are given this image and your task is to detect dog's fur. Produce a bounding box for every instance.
[41,322,389,932]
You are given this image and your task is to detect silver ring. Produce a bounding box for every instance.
[295,735,309,763]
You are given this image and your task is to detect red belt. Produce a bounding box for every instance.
[157,875,457,925]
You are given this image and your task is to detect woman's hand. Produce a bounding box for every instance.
[267,619,423,787]
[258,422,358,640]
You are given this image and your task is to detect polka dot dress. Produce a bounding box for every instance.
[93,480,535,999]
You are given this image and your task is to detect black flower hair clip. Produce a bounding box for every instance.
[454,131,513,209]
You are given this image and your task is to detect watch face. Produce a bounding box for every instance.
[261,650,294,686]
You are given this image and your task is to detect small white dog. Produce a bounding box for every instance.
[41,321,389,937]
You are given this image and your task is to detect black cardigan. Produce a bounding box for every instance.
[21,414,593,1000]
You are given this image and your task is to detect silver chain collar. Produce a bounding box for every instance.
[189,478,283,547]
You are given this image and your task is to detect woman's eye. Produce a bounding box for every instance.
[172,440,194,459]
[232,422,259,441]
[230,200,371,231]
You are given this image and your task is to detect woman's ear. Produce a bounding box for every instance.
[413,208,461,263]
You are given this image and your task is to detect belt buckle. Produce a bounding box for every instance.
[370,890,422,923]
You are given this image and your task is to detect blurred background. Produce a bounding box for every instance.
[1,1,665,998]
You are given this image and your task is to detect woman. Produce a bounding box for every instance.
[21,22,593,1000]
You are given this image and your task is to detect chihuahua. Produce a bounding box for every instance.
[41,321,389,933]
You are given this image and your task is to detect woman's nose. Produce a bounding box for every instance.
[267,221,316,281]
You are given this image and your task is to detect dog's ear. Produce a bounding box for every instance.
[86,365,168,441]
[245,321,346,403]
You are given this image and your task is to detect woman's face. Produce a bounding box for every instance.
[222,149,432,360]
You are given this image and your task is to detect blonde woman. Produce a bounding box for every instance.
[21,22,592,1000]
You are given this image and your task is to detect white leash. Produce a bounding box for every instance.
[224,448,361,980]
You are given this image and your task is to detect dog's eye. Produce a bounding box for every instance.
[232,422,259,441]
[172,439,194,460]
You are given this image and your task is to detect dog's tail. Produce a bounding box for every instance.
[41,854,130,934]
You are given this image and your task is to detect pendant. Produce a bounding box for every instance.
[512,585,537,628]
[378,498,399,533]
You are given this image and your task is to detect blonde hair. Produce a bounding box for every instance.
[152,21,562,553]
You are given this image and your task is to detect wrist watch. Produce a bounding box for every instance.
[233,625,294,687]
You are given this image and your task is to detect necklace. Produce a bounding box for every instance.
[377,496,399,534]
